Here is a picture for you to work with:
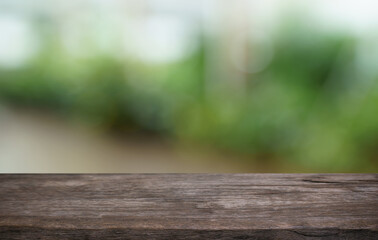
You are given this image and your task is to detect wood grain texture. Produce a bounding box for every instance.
[0,174,377,239]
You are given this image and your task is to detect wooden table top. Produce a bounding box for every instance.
[1,174,377,239]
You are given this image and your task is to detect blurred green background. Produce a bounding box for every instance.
[0,0,377,172]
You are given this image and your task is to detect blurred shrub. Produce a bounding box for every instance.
[0,18,377,172]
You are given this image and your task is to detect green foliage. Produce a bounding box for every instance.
[0,20,377,172]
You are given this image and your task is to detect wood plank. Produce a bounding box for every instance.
[0,174,377,239]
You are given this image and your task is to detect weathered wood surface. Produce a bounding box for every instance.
[0,174,377,239]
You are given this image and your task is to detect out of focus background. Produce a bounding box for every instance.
[0,0,377,172]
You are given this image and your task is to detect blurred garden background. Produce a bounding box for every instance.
[0,0,377,172]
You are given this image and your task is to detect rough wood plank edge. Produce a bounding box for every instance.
[0,174,377,239]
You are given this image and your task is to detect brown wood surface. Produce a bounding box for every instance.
[0,174,377,239]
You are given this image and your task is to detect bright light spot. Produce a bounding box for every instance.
[125,15,198,64]
[311,0,378,34]
[0,15,38,69]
